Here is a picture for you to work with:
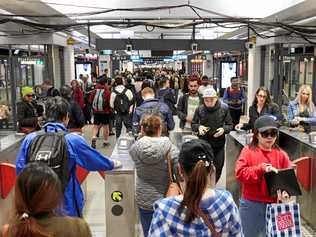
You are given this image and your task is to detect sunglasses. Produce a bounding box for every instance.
[26,94,34,97]
[260,129,278,138]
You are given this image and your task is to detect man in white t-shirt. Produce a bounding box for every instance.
[177,78,202,131]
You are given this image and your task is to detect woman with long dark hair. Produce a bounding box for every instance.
[235,115,292,236]
[235,87,282,130]
[1,163,92,237]
[149,139,243,236]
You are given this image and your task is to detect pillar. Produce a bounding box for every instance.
[64,46,75,85]
[247,46,262,111]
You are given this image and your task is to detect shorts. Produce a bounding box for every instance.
[93,113,110,125]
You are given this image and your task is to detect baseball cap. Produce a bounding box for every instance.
[254,115,278,132]
[179,139,214,170]
[203,87,217,98]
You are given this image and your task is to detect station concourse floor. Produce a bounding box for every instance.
[81,120,315,237]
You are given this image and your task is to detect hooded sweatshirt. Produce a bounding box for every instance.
[129,136,178,210]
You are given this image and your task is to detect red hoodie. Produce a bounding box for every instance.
[235,146,292,203]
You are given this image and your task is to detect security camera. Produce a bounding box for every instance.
[126,44,132,52]
[191,43,198,51]
[245,42,255,50]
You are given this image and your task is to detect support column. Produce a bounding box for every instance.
[272,43,283,105]
[63,46,75,85]
[8,46,18,130]
[203,53,213,77]
[247,46,261,111]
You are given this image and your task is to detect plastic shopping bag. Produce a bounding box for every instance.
[266,202,301,237]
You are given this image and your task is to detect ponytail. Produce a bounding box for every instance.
[12,216,53,237]
[180,160,212,223]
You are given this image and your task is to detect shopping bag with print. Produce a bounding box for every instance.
[266,202,301,237]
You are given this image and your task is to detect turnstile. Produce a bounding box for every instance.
[105,141,136,237]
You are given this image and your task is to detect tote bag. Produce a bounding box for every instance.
[266,202,301,237]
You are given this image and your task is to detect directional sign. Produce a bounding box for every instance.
[111,191,123,202]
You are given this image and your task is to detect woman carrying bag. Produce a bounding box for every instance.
[149,139,243,236]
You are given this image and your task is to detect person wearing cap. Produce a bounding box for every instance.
[192,87,233,182]
[235,115,292,237]
[17,86,44,133]
[197,75,212,97]
[149,139,243,236]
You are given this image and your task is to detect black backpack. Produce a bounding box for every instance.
[26,128,69,192]
[138,103,168,136]
[113,88,130,114]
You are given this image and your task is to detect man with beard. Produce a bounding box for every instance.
[177,78,202,131]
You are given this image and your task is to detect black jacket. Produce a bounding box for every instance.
[243,102,282,130]
[67,99,85,129]
[157,88,177,115]
[192,101,233,148]
[17,100,43,128]
[177,93,203,129]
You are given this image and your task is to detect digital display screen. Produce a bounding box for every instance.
[75,63,91,82]
[220,61,237,89]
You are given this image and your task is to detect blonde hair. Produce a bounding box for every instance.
[296,85,314,114]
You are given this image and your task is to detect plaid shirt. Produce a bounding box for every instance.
[149,189,244,237]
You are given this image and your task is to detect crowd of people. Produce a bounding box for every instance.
[4,67,316,236]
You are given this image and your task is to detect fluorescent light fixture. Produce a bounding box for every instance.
[120,30,134,39]
[199,29,216,39]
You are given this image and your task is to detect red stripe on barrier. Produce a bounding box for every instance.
[0,163,16,199]
[76,166,89,184]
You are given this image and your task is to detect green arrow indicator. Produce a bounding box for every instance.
[111,191,123,202]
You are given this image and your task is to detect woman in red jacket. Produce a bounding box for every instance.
[71,80,84,109]
[235,115,292,237]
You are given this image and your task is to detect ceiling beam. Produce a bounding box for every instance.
[96,38,245,51]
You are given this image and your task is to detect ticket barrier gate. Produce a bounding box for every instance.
[105,137,136,237]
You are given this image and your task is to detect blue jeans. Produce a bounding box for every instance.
[239,198,267,237]
[139,208,154,237]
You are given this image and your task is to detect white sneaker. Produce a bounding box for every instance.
[112,160,122,169]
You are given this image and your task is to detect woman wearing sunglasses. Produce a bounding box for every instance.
[235,115,292,237]
[235,87,282,131]
[288,84,316,127]
[17,86,44,133]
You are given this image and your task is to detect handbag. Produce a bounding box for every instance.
[197,209,221,237]
[266,202,301,237]
[165,150,183,197]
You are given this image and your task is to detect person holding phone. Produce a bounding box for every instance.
[192,87,233,182]
[235,115,292,237]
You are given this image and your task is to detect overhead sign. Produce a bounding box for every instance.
[111,191,123,202]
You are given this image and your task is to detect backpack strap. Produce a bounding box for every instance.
[197,209,221,237]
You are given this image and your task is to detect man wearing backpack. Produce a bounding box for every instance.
[16,96,121,217]
[90,78,112,148]
[110,76,134,138]
[133,87,174,137]
[157,77,177,115]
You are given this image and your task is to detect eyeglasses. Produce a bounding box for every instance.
[257,94,267,98]
[25,94,34,97]
[260,129,278,138]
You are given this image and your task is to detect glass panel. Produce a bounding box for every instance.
[306,59,313,86]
